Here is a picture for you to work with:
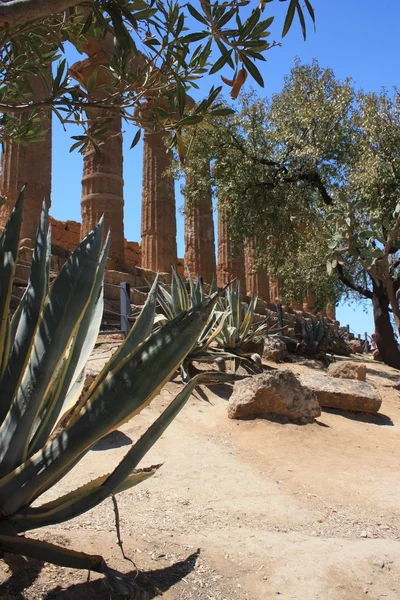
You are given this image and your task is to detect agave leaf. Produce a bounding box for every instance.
[28,235,111,450]
[0,297,218,514]
[0,533,141,595]
[240,295,257,341]
[11,465,161,533]
[83,274,159,404]
[0,188,24,379]
[0,203,49,420]
[0,220,104,476]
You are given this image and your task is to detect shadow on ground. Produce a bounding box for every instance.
[39,550,200,600]
[0,554,44,599]
[322,407,394,426]
[92,430,132,451]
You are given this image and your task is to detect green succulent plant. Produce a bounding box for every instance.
[298,316,330,356]
[215,281,277,371]
[0,189,230,595]
[157,267,231,380]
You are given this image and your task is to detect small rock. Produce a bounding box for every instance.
[263,337,288,363]
[327,361,367,381]
[347,339,364,354]
[228,370,321,421]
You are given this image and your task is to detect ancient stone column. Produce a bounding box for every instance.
[70,51,125,265]
[0,70,52,247]
[184,165,216,282]
[141,130,177,272]
[244,242,269,300]
[217,203,246,292]
[303,285,317,313]
[269,278,284,304]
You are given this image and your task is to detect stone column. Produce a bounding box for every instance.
[70,53,125,265]
[141,130,177,272]
[217,203,245,291]
[303,285,317,313]
[244,242,269,300]
[0,71,52,247]
[184,165,216,282]
[269,278,284,304]
[80,114,124,264]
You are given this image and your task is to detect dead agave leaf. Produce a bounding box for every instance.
[230,68,247,100]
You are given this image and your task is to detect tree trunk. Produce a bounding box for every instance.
[372,279,400,369]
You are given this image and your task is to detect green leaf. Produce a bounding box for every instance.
[130,129,141,149]
[241,55,264,87]
[0,220,104,477]
[282,0,296,38]
[176,79,186,115]
[209,51,232,75]
[187,4,209,26]
[0,187,24,381]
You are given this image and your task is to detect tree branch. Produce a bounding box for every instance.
[336,263,373,299]
[0,0,89,29]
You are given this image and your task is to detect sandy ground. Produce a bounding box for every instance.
[0,351,399,600]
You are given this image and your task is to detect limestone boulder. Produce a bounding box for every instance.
[347,339,364,354]
[228,370,321,421]
[241,337,264,356]
[263,337,288,362]
[299,372,381,413]
[326,337,352,357]
[327,361,367,382]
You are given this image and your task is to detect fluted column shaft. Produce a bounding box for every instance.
[0,71,52,245]
[80,112,124,263]
[269,278,284,304]
[244,242,270,300]
[217,204,245,291]
[141,130,177,272]
[184,166,216,282]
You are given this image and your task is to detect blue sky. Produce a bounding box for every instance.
[51,0,400,336]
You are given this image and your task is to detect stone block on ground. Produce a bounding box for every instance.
[326,337,352,357]
[263,337,288,362]
[228,369,321,422]
[327,361,367,382]
[299,372,381,413]
[347,339,364,354]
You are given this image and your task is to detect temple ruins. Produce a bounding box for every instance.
[0,43,335,330]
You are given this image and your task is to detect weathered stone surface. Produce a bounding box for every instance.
[244,242,270,301]
[141,130,177,272]
[0,66,52,245]
[347,339,364,354]
[269,277,284,303]
[263,337,288,362]
[124,240,141,266]
[299,372,381,413]
[217,203,246,291]
[326,337,352,357]
[327,361,367,382]
[70,52,125,264]
[184,166,216,283]
[241,337,264,356]
[228,370,321,421]
[50,217,81,251]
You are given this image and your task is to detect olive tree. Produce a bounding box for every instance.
[0,0,315,153]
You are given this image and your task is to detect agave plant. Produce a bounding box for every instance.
[0,189,230,594]
[157,267,230,380]
[215,281,276,372]
[297,316,330,357]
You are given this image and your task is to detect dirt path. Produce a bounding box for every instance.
[1,355,399,599]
